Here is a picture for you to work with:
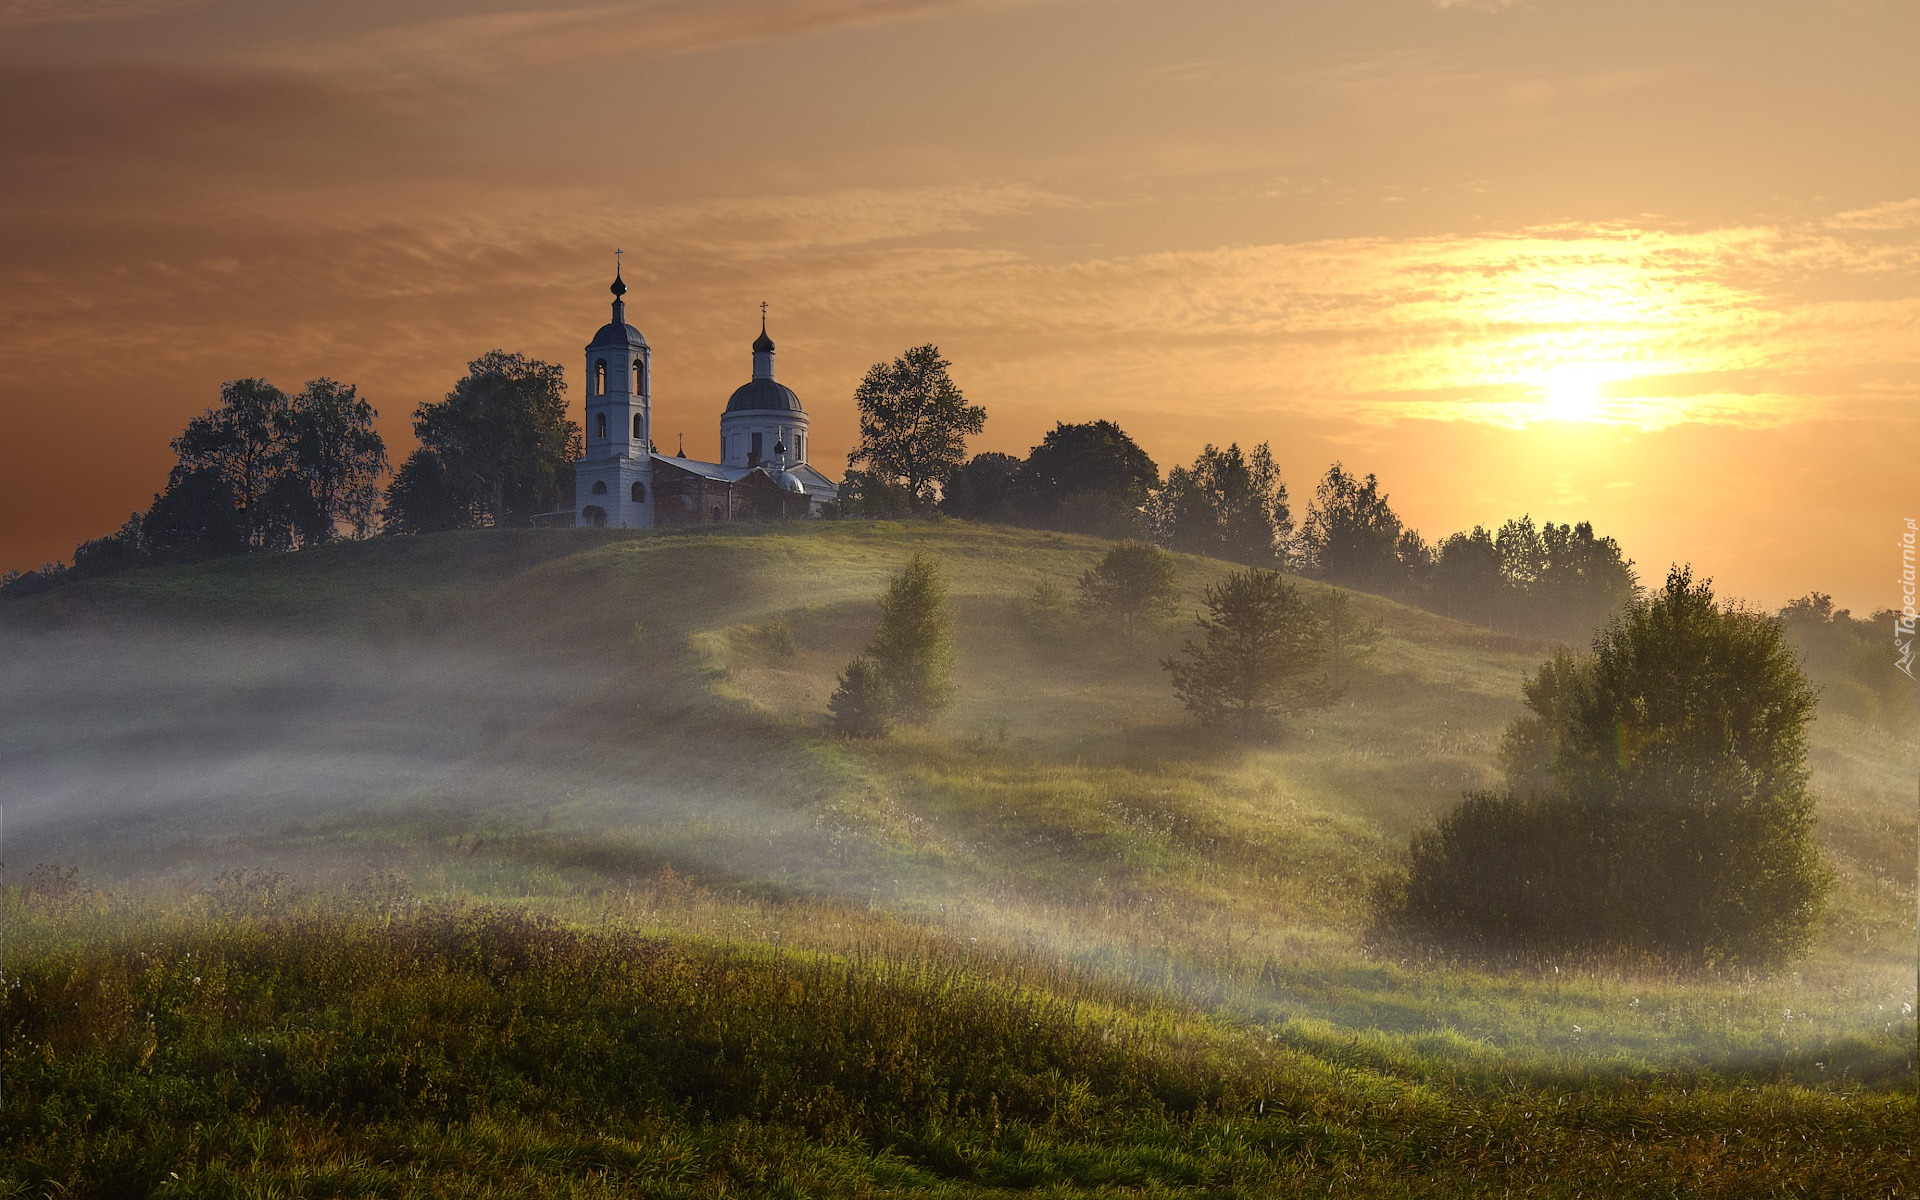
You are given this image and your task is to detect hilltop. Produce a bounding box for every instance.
[1,520,1913,1197]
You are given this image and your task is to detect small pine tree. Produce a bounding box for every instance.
[1078,542,1179,641]
[829,656,893,737]
[1163,567,1335,733]
[868,552,957,724]
[1312,589,1384,687]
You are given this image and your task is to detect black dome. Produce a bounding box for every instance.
[725,378,804,413]
[752,328,775,353]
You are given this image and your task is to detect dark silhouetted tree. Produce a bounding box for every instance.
[1078,542,1179,641]
[1300,463,1411,594]
[868,552,956,723]
[1164,567,1334,733]
[282,378,388,543]
[941,451,1023,522]
[845,345,985,511]
[1151,443,1292,566]
[383,450,478,535]
[142,466,249,561]
[411,351,578,527]
[1015,420,1158,535]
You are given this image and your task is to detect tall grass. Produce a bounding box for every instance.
[3,885,1913,1199]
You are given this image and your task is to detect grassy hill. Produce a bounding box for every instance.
[2,521,1913,1197]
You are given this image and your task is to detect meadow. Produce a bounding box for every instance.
[1,521,1913,1197]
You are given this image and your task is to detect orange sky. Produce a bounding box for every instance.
[2,0,1915,612]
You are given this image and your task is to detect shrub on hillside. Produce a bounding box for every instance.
[1078,542,1179,641]
[1163,567,1336,734]
[829,656,893,737]
[1375,566,1831,968]
[867,552,956,724]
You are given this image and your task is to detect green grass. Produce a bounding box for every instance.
[2,520,1914,1196]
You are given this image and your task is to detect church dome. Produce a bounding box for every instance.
[588,320,648,350]
[725,378,804,413]
[775,470,806,493]
[752,327,775,354]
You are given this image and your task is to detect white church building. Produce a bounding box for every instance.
[572,265,839,528]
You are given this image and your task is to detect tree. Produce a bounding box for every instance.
[412,351,579,527]
[142,466,249,561]
[68,515,145,578]
[281,378,388,543]
[1533,520,1636,641]
[167,376,387,551]
[828,656,894,737]
[170,377,289,549]
[867,552,957,723]
[1163,568,1334,733]
[1430,526,1504,626]
[1388,566,1831,967]
[845,345,985,511]
[1078,542,1179,642]
[1300,464,1411,594]
[1015,421,1159,535]
[383,449,477,535]
[940,451,1024,523]
[1151,443,1291,566]
[1312,590,1384,688]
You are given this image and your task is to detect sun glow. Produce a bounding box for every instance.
[1541,368,1607,423]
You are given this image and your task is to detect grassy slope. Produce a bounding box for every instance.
[2,521,1914,1198]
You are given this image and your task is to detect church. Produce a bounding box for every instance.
[572,265,840,528]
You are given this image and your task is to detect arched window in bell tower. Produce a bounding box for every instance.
[594,359,608,395]
[632,359,643,393]
[632,413,643,439]
[595,412,607,439]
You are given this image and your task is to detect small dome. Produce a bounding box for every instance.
[752,328,775,354]
[611,269,628,298]
[725,378,804,413]
[776,470,806,494]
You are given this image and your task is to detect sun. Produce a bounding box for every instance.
[1541,367,1607,422]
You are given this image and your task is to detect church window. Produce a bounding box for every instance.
[595,412,607,438]
[633,413,643,439]
[711,505,723,522]
[594,359,607,394]
[795,432,805,460]
[751,432,763,456]
[633,359,643,393]
[631,481,645,502]
[590,480,607,494]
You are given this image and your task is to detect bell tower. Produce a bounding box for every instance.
[576,251,654,528]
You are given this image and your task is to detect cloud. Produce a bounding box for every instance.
[1825,198,1920,232]
[252,0,1068,78]
[0,0,200,29]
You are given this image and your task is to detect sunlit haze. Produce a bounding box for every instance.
[2,0,1915,610]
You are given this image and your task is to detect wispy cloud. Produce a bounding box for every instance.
[252,0,1068,78]
[0,0,200,30]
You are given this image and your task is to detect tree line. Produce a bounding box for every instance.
[3,351,581,594]
[838,353,1635,643]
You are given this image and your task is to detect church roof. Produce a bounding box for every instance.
[651,454,839,500]
[587,321,648,350]
[724,377,804,413]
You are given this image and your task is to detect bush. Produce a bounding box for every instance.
[829,656,893,737]
[1163,567,1335,733]
[867,553,955,724]
[1078,542,1179,641]
[1378,567,1832,968]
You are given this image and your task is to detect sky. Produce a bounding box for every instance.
[1,0,1914,612]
